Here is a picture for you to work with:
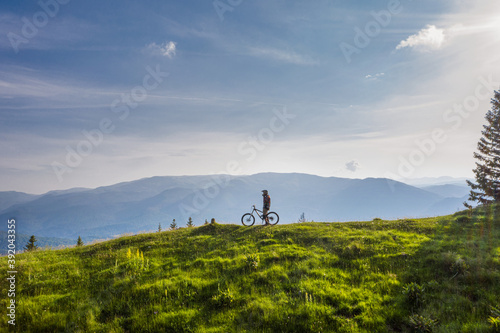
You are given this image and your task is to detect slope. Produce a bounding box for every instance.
[1,206,498,332]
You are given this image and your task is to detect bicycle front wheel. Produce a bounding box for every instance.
[241,213,255,226]
[267,212,279,225]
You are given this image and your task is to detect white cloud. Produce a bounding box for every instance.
[396,25,446,51]
[365,73,385,81]
[147,41,177,58]
[345,160,360,172]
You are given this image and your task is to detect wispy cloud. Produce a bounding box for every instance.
[396,25,446,51]
[147,41,177,58]
[365,73,385,81]
[0,14,97,52]
[248,47,317,65]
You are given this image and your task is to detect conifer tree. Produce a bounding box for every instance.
[298,212,306,223]
[170,218,177,230]
[466,90,500,207]
[76,236,83,247]
[24,235,38,252]
[204,219,209,225]
[187,217,194,228]
[158,223,162,232]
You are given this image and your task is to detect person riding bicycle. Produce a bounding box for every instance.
[262,190,271,225]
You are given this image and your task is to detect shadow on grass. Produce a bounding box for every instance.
[396,205,500,332]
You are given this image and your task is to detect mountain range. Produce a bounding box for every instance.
[0,173,472,243]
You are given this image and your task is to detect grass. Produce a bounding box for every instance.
[1,205,499,332]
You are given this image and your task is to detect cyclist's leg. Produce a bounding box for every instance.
[263,208,269,224]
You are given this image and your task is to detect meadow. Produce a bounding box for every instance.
[1,205,499,332]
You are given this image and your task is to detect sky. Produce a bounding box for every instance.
[0,0,499,194]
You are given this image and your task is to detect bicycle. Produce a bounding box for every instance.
[241,205,279,226]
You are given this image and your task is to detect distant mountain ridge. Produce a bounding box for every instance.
[420,184,470,198]
[0,173,471,241]
[0,191,39,211]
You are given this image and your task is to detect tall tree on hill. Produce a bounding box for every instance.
[465,90,500,208]
[76,236,83,247]
[158,223,162,232]
[187,217,194,228]
[24,235,38,252]
[170,219,177,230]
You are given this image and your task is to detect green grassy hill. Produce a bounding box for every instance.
[1,206,499,332]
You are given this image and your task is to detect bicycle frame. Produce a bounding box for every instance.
[251,205,267,221]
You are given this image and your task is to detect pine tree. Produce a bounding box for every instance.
[24,235,38,252]
[170,219,177,230]
[158,223,162,232]
[204,219,209,225]
[298,212,306,223]
[187,217,194,228]
[76,236,83,247]
[466,90,500,207]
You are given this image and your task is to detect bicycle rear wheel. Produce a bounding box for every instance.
[241,213,255,226]
[266,212,279,225]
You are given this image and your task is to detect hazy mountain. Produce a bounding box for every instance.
[0,173,471,240]
[0,191,39,211]
[424,195,470,217]
[403,176,471,187]
[421,184,470,198]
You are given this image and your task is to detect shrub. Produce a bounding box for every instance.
[212,287,235,308]
[442,252,469,277]
[408,314,438,332]
[451,257,469,276]
[402,283,425,309]
[245,253,260,271]
[455,215,471,224]
[489,306,500,331]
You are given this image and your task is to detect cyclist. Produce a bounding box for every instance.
[262,190,271,225]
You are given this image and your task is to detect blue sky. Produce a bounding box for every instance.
[1,0,499,193]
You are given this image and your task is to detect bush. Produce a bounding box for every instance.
[212,287,235,308]
[408,314,438,332]
[443,252,469,277]
[451,257,469,276]
[402,283,425,309]
[245,253,260,271]
[455,215,471,224]
[489,306,500,331]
